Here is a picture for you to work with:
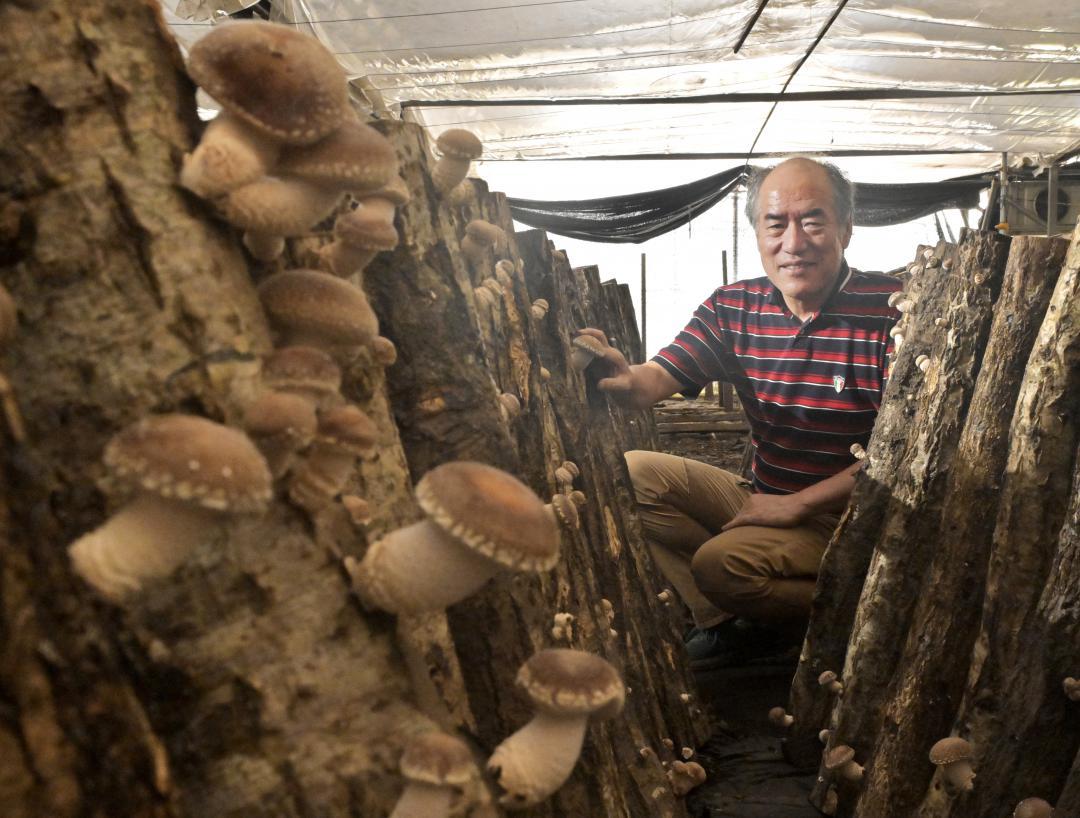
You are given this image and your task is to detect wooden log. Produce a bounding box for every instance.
[845,235,1070,817]
[783,239,971,768]
[912,224,1080,818]
[365,123,702,816]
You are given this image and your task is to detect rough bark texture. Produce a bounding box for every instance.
[914,225,1080,818]
[1,5,702,818]
[364,120,706,817]
[848,235,1069,818]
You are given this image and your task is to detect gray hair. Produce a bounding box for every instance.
[743,158,855,227]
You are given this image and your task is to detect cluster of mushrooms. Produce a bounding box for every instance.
[60,18,669,816]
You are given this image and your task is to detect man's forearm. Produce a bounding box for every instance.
[788,461,862,518]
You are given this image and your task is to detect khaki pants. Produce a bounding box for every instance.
[626,450,839,628]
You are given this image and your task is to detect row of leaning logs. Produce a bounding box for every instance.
[360,115,708,816]
[772,225,1080,818]
[0,2,475,815]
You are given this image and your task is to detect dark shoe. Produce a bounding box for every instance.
[684,618,797,671]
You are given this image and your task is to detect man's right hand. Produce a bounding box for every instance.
[574,328,682,409]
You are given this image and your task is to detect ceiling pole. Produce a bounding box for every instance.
[733,0,771,54]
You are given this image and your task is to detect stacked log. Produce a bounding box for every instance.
[782,227,1080,817]
[0,6,702,818]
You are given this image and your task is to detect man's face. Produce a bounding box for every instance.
[754,160,852,310]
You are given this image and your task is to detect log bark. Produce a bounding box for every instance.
[846,235,1069,818]
[913,224,1080,818]
[1,3,436,818]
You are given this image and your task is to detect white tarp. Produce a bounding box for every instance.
[164,1,1080,173]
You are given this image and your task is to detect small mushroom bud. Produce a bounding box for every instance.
[661,738,675,751]
[679,693,691,703]
[546,494,580,531]
[929,737,976,792]
[341,494,371,526]
[494,260,515,288]
[639,746,656,761]
[680,747,694,760]
[242,390,318,479]
[350,462,559,615]
[498,393,522,421]
[539,367,551,382]
[262,346,342,410]
[180,111,281,198]
[818,670,844,696]
[819,728,831,744]
[461,220,505,267]
[551,612,575,641]
[288,405,378,509]
[1063,676,1080,701]
[390,731,476,818]
[432,129,483,195]
[910,264,924,276]
[657,589,672,603]
[482,277,504,296]
[823,745,864,784]
[768,707,794,728]
[372,336,398,367]
[822,786,839,815]
[1013,797,1055,818]
[569,490,586,507]
[667,760,706,796]
[887,290,907,308]
[849,443,867,461]
[925,255,941,268]
[554,466,574,492]
[916,355,931,373]
[474,285,497,307]
[895,298,914,313]
[68,415,273,600]
[974,272,987,285]
[570,334,606,371]
[487,649,624,809]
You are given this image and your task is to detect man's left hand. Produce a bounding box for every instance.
[722,492,808,531]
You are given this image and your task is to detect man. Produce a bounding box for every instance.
[579,157,901,669]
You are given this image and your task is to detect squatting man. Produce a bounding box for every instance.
[579,157,902,669]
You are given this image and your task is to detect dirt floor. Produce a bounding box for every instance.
[652,399,820,818]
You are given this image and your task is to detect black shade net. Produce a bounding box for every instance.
[507,164,989,244]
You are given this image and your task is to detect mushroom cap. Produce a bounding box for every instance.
[516,648,625,719]
[1013,798,1055,818]
[549,494,579,528]
[334,207,399,251]
[187,20,349,145]
[400,731,476,788]
[277,119,398,192]
[464,219,504,246]
[532,298,549,311]
[435,129,483,160]
[262,346,342,399]
[929,737,974,765]
[105,414,272,513]
[415,461,559,571]
[767,706,789,726]
[315,405,378,454]
[243,390,318,441]
[818,670,838,686]
[369,174,412,207]
[823,745,856,771]
[218,176,343,235]
[258,269,379,347]
[561,461,580,478]
[571,334,606,358]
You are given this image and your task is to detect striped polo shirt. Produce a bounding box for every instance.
[653,264,902,495]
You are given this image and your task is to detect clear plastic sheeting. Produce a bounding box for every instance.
[166,0,1080,171]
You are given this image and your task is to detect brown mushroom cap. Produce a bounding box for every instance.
[819,670,838,685]
[243,390,318,441]
[517,648,625,719]
[334,207,399,251]
[258,269,379,348]
[400,731,476,788]
[1013,797,1055,818]
[218,176,343,235]
[315,405,378,455]
[371,174,412,207]
[464,219,504,246]
[436,129,483,160]
[549,494,579,529]
[823,745,856,772]
[572,334,606,358]
[187,20,349,145]
[416,461,559,571]
[277,119,398,192]
[262,346,342,400]
[105,414,272,513]
[929,737,974,765]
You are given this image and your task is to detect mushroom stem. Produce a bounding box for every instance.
[180,112,280,198]
[388,781,455,818]
[320,242,378,278]
[243,231,286,262]
[432,156,471,195]
[351,519,502,614]
[69,494,221,600]
[488,710,588,808]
